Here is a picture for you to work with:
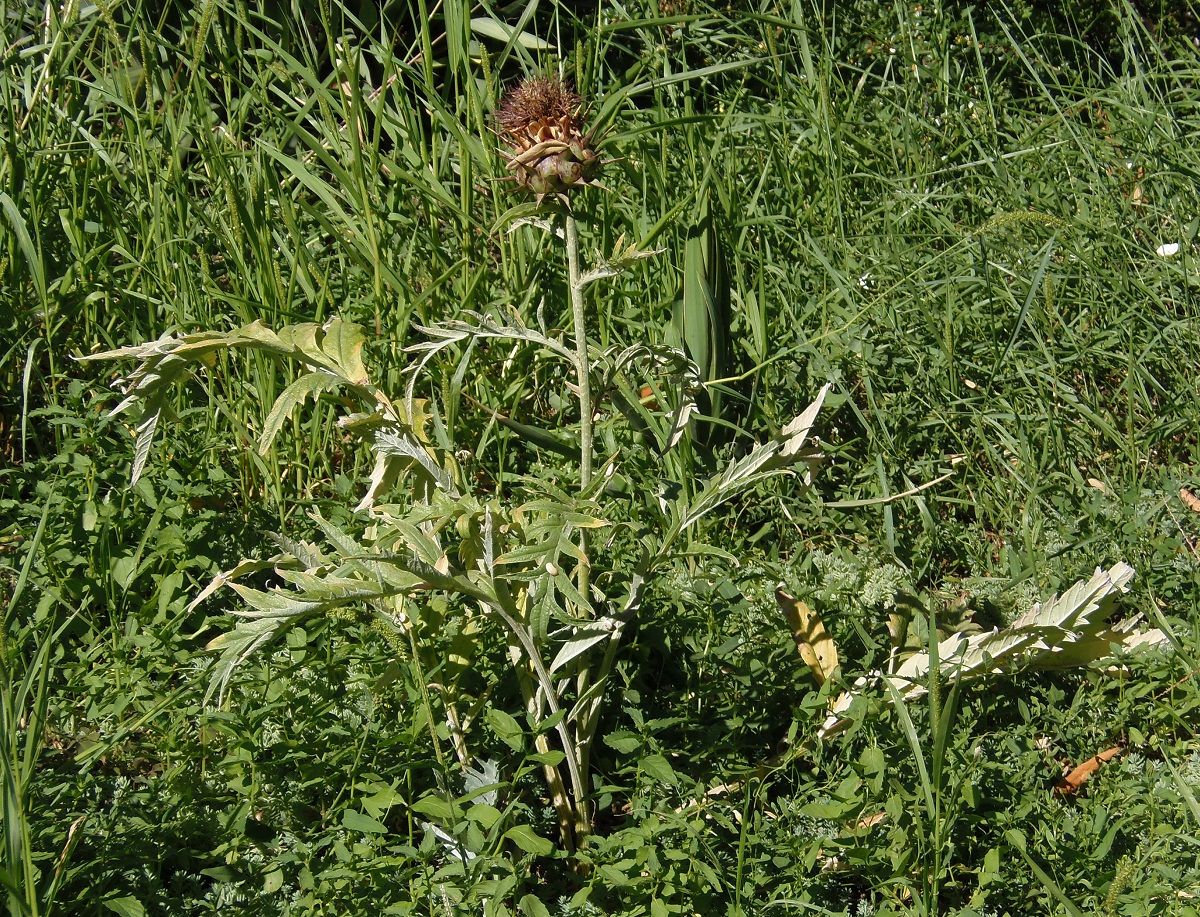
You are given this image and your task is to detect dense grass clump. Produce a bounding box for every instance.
[3,1,1200,914]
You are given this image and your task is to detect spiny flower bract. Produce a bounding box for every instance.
[496,74,601,200]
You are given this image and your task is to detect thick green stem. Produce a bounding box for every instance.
[564,212,593,489]
[493,591,590,841]
[573,621,625,786]
[563,210,598,844]
[564,211,593,609]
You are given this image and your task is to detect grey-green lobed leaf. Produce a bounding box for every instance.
[820,563,1169,738]
[258,371,344,454]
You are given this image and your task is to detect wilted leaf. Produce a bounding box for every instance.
[82,317,381,486]
[319,317,369,384]
[853,811,888,830]
[1054,746,1123,796]
[776,587,839,685]
[259,371,344,454]
[1181,488,1200,513]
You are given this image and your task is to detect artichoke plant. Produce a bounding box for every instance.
[496,75,601,200]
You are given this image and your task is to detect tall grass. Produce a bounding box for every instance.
[3,0,1200,912]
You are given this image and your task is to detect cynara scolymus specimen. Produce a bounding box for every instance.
[83,62,831,856]
[496,75,601,200]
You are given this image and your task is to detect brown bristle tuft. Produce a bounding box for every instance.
[496,76,583,137]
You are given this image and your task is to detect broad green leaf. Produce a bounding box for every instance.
[671,192,727,426]
[101,897,146,917]
[639,754,678,785]
[517,894,552,917]
[503,824,554,856]
[320,317,369,384]
[111,555,139,590]
[411,794,456,822]
[343,809,388,834]
[231,319,288,352]
[361,785,406,818]
[799,800,851,820]
[486,708,525,752]
[278,323,323,367]
[465,803,503,830]
[604,732,641,755]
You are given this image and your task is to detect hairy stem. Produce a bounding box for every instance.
[564,214,592,490]
[492,591,589,841]
[573,621,625,785]
[509,644,579,851]
[564,211,593,610]
[564,210,599,843]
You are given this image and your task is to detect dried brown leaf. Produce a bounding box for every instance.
[854,811,887,830]
[1180,488,1200,514]
[1054,745,1123,796]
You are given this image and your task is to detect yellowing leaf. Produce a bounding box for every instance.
[776,587,839,685]
[320,317,369,385]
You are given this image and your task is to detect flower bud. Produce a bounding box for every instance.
[496,75,601,200]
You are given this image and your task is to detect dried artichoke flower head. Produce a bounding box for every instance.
[496,75,601,200]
